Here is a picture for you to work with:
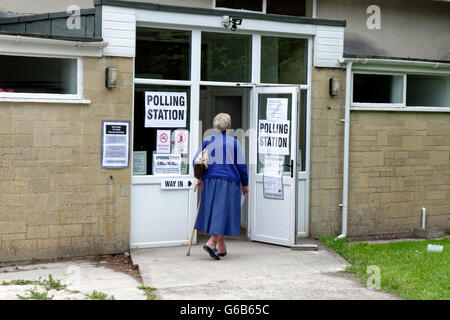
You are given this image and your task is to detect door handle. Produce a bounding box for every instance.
[290,159,294,178]
[280,160,294,178]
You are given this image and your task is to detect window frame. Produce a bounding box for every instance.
[133,25,313,183]
[351,71,406,108]
[0,53,87,104]
[351,69,450,111]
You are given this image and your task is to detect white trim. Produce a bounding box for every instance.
[345,57,450,76]
[303,37,313,237]
[130,240,189,249]
[199,81,255,87]
[189,29,202,247]
[351,106,450,113]
[0,97,91,104]
[136,9,317,36]
[252,34,261,84]
[340,61,353,238]
[351,103,405,108]
[102,5,136,57]
[0,34,105,57]
[134,78,192,86]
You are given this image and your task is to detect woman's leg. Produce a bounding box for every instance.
[217,235,226,254]
[206,235,218,249]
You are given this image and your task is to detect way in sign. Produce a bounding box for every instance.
[161,179,194,190]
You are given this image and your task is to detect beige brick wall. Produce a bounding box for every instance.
[0,56,133,263]
[349,112,450,238]
[309,67,346,237]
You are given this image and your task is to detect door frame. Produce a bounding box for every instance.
[248,85,300,246]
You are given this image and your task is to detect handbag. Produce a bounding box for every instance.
[194,140,210,179]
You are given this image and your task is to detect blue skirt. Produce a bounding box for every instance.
[195,178,241,236]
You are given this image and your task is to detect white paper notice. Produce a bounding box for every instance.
[145,92,187,128]
[156,130,171,154]
[267,98,288,121]
[258,120,290,155]
[172,129,189,154]
[263,154,284,177]
[101,121,130,168]
[153,154,181,176]
[263,175,284,200]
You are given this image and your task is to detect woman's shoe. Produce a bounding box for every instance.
[218,251,227,257]
[203,245,221,260]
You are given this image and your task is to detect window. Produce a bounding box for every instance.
[0,55,77,95]
[353,74,403,104]
[215,0,262,12]
[214,0,310,17]
[266,0,307,17]
[133,85,191,176]
[407,75,450,107]
[201,32,252,83]
[135,27,191,80]
[261,36,308,84]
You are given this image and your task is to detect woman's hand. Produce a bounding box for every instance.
[242,186,249,197]
[197,179,202,188]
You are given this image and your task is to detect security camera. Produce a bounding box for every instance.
[222,16,243,31]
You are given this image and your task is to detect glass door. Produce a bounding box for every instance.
[249,86,299,246]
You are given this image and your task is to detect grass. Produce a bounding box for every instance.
[17,288,54,300]
[2,274,66,291]
[321,235,450,300]
[2,279,38,286]
[3,274,117,300]
[86,290,115,300]
[137,285,157,300]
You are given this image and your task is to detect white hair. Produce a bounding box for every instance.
[213,113,231,133]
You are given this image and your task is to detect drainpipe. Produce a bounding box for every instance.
[336,60,353,240]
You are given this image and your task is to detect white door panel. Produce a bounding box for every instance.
[249,86,299,247]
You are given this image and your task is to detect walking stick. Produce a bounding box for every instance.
[186,182,201,256]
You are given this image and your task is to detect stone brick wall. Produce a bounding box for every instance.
[0,56,133,263]
[348,112,450,239]
[309,67,346,237]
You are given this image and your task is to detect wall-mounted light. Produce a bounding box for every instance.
[329,78,340,96]
[105,67,117,88]
[222,15,243,31]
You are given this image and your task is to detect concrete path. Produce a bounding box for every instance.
[131,240,398,300]
[0,260,146,300]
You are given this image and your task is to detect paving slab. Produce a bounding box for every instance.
[0,260,146,300]
[131,240,398,300]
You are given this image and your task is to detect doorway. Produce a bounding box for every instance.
[198,86,251,241]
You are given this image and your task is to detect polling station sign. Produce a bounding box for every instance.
[258,120,290,155]
[145,92,187,128]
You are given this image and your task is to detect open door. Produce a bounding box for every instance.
[249,86,299,246]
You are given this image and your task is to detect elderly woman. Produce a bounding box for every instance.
[193,113,249,260]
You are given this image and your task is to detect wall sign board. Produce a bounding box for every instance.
[101,120,130,169]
